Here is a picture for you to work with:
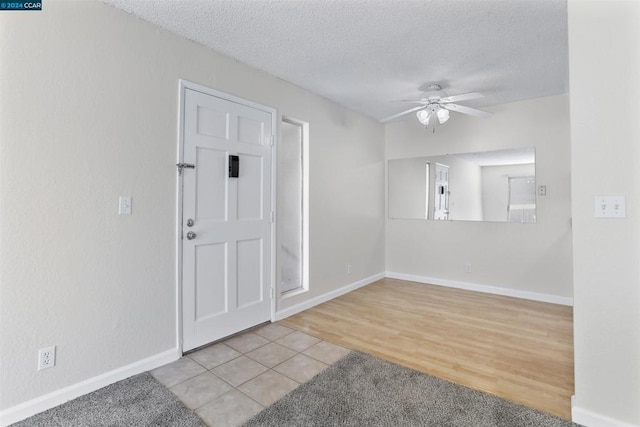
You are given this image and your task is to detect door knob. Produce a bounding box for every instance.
[186,218,195,227]
[186,231,197,240]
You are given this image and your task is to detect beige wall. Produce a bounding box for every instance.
[0,0,385,411]
[569,1,640,425]
[385,95,573,299]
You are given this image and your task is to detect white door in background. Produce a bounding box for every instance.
[181,87,274,352]
[434,162,450,220]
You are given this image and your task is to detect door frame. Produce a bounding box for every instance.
[175,79,277,353]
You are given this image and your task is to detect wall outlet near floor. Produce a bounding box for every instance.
[465,263,472,273]
[38,346,56,370]
[346,264,352,274]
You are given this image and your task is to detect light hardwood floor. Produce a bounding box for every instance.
[280,278,574,420]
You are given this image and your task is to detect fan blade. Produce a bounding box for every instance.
[442,103,492,118]
[439,92,484,103]
[389,99,430,105]
[382,105,426,122]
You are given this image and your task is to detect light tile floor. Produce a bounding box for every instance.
[150,323,350,427]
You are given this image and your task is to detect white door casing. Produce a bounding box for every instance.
[179,83,275,351]
[434,162,450,220]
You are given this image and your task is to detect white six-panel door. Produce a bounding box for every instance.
[181,87,273,351]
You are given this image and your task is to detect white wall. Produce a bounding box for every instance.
[385,95,572,299]
[388,157,429,219]
[568,1,640,425]
[0,0,385,414]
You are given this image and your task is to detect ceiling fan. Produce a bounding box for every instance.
[382,84,492,128]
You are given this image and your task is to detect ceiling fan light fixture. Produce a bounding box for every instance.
[381,87,490,124]
[416,109,431,126]
[437,107,450,124]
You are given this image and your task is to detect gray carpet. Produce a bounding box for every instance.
[245,351,580,427]
[13,373,205,427]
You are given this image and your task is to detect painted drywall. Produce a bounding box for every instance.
[388,157,429,220]
[385,95,572,298]
[568,1,640,425]
[0,0,384,411]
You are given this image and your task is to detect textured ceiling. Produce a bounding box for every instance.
[100,0,568,122]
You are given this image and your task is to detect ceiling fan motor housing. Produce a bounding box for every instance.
[421,84,445,103]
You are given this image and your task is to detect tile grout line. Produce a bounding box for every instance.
[153,324,351,426]
[179,327,305,415]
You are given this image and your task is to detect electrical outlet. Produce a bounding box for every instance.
[346,264,352,274]
[38,346,56,371]
[465,263,472,273]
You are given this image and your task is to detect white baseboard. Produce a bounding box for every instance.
[0,348,181,427]
[274,272,385,321]
[385,272,573,306]
[572,396,639,427]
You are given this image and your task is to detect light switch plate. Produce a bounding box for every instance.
[594,196,626,218]
[119,196,132,215]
